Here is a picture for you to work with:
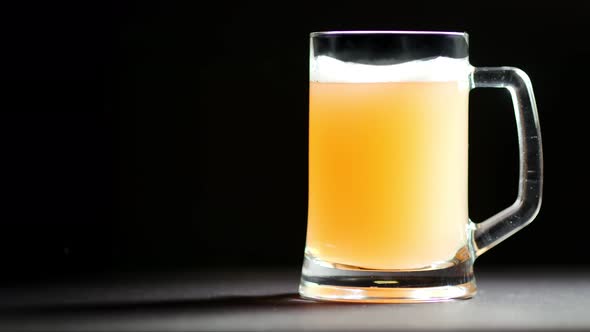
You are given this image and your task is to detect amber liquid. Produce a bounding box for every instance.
[307,81,469,270]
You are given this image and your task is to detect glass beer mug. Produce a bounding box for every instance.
[299,31,543,302]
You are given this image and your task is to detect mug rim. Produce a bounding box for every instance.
[310,30,468,38]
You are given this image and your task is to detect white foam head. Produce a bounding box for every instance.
[310,56,472,83]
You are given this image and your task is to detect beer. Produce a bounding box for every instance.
[307,59,470,270]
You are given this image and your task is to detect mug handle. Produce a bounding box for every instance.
[470,67,543,257]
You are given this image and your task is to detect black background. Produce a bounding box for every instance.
[0,1,587,280]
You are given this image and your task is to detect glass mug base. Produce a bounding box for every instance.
[299,249,476,303]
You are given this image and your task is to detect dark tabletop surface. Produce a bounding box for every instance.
[0,267,589,331]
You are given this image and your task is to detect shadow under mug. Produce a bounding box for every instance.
[300,31,543,303]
